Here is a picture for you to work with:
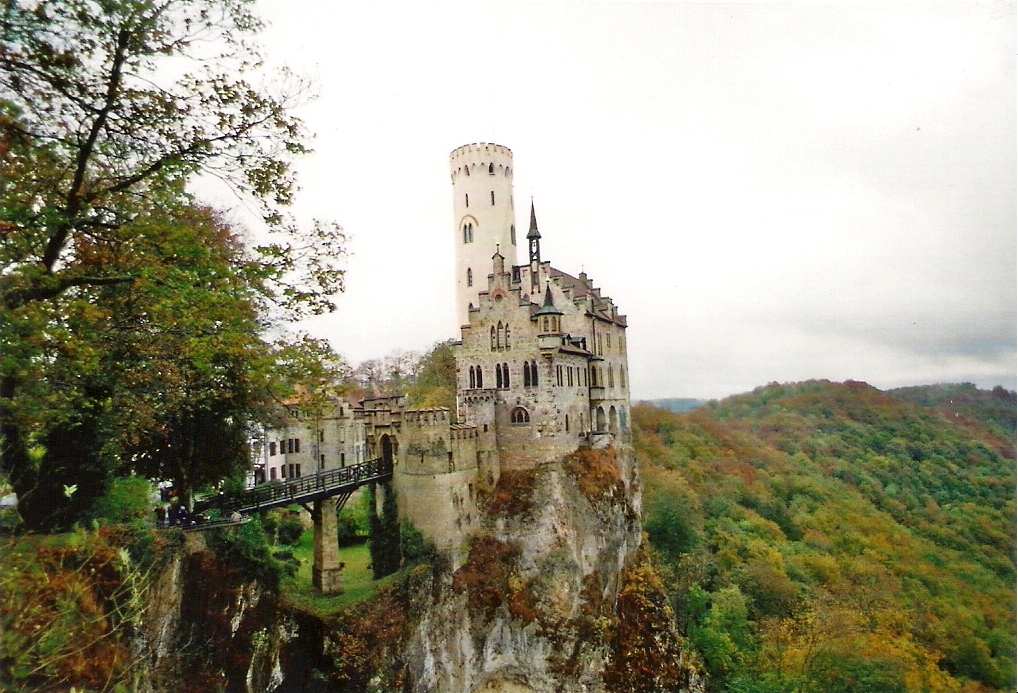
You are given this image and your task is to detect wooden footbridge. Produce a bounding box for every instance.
[194,457,393,516]
[193,457,394,595]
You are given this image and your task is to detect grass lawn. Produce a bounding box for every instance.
[279,528,397,616]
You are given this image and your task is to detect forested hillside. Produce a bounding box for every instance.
[635,380,1016,693]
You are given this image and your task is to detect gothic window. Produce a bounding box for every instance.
[469,223,474,242]
[510,407,530,424]
[476,365,483,388]
[531,360,538,386]
[467,268,473,287]
[269,442,276,456]
[490,326,496,351]
[523,361,531,387]
[608,365,614,388]
[620,368,626,388]
[463,224,468,243]
[510,225,516,245]
[469,366,476,389]
[497,321,504,349]
[496,365,503,389]
[488,162,494,174]
[502,363,509,388]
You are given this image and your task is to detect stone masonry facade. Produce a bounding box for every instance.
[257,143,631,560]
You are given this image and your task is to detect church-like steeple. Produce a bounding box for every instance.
[527,200,541,265]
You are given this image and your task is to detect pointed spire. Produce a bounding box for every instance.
[527,199,541,240]
[534,282,563,317]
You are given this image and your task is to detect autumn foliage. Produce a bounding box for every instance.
[635,381,1016,692]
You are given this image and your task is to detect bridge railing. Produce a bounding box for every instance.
[202,457,393,515]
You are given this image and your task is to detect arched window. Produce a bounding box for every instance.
[502,363,509,388]
[488,162,494,174]
[468,223,473,242]
[497,321,504,350]
[531,360,538,386]
[490,326,496,351]
[476,365,483,388]
[467,268,473,287]
[510,407,530,424]
[463,224,469,243]
[523,361,531,387]
[510,225,516,245]
[505,324,511,349]
[619,407,628,430]
[469,366,476,389]
[496,364,503,389]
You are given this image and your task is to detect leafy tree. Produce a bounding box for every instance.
[405,339,456,412]
[367,482,400,579]
[1,0,346,528]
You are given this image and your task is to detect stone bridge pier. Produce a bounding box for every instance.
[312,497,344,594]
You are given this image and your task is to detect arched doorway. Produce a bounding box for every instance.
[381,434,396,466]
[609,406,618,434]
[596,406,606,433]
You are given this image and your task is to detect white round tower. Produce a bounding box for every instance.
[450,143,518,327]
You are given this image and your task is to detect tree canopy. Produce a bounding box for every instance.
[635,381,1016,692]
[1,0,346,529]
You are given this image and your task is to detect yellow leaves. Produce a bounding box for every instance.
[758,592,964,693]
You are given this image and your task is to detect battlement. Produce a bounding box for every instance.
[402,407,452,426]
[450,142,514,182]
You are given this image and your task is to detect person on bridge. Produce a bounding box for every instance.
[154,505,166,528]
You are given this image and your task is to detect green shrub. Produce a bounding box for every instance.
[206,520,288,591]
[337,507,361,546]
[89,476,154,525]
[399,518,436,567]
[277,515,305,546]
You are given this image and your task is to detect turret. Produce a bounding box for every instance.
[451,143,518,327]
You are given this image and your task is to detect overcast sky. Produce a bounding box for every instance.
[242,0,1015,400]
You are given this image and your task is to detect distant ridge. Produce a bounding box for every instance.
[642,397,707,413]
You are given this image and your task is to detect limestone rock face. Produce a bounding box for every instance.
[404,443,654,693]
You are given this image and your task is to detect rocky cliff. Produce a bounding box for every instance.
[397,444,691,693]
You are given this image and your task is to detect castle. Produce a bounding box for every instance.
[255,143,631,553]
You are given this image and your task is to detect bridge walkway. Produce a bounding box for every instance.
[195,457,393,516]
